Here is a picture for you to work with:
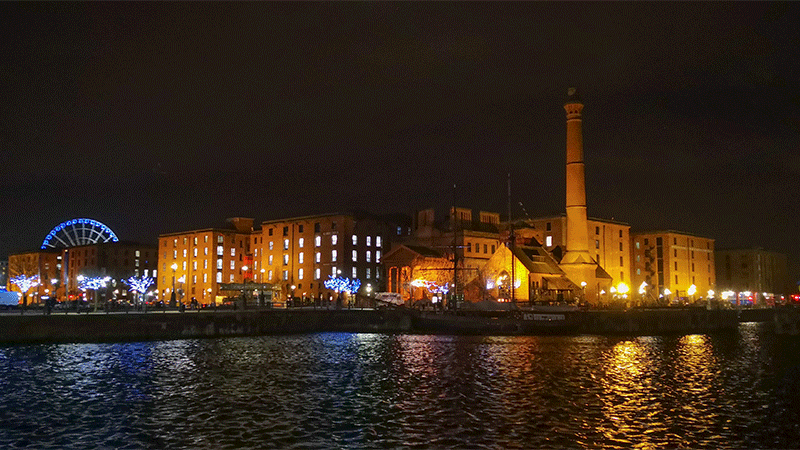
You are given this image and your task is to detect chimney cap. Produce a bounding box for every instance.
[565,87,582,105]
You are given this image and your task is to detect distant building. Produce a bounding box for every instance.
[157,217,254,305]
[6,250,60,304]
[525,215,631,287]
[630,231,715,302]
[715,248,788,301]
[253,212,400,301]
[62,241,158,301]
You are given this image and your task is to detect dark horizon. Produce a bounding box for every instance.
[2,3,798,278]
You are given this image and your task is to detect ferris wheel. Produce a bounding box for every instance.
[41,218,120,249]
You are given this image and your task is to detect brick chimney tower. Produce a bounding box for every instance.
[559,88,599,302]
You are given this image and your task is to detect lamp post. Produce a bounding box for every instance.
[170,263,178,308]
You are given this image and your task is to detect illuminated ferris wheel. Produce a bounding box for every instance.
[41,218,120,249]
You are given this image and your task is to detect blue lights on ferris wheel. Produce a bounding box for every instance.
[40,218,120,249]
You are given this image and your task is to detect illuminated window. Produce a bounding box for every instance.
[193,248,198,257]
[636,255,640,262]
[283,239,289,250]
[144,269,149,277]
[298,268,304,280]
[269,241,274,250]
[314,268,320,280]
[282,270,288,281]
[268,270,273,280]
[376,236,381,247]
[366,236,371,247]
[352,235,357,246]
[332,266,337,276]
[217,246,223,256]
[546,236,553,247]
[173,250,177,259]
[204,247,208,256]
[352,267,357,278]
[315,236,321,247]
[203,273,207,283]
[204,235,208,243]
[217,236,223,244]
[636,268,640,275]
[366,268,371,279]
[135,250,141,257]
[216,272,222,283]
[299,252,304,264]
[316,252,321,263]
[230,260,235,270]
[635,241,640,249]
[352,250,357,262]
[230,274,234,282]
[268,255,273,265]
[182,249,187,258]
[193,261,197,270]
[204,260,207,269]
[283,254,289,265]
[299,238,304,248]
[217,259,222,270]
[332,250,337,262]
[366,251,371,263]
[182,261,187,271]
[231,248,235,257]
[174,239,178,248]
[331,235,338,245]
[376,250,381,263]
[595,240,600,249]
[193,275,197,284]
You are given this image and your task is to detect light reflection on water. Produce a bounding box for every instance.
[1,325,800,449]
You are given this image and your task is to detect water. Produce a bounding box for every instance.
[2,323,800,449]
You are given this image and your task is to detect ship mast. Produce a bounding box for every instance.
[508,173,516,304]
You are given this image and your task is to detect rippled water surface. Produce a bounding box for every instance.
[2,324,800,449]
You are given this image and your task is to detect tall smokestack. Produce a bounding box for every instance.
[562,88,591,263]
[560,88,598,302]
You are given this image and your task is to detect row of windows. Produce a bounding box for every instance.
[263,235,383,251]
[466,242,495,254]
[168,235,228,247]
[636,238,712,250]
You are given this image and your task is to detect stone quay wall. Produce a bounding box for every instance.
[0,309,413,345]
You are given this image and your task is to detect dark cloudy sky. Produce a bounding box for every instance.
[1,3,799,275]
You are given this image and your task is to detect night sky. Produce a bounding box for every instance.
[2,3,799,277]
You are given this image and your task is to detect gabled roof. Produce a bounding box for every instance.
[512,245,565,276]
[382,244,445,266]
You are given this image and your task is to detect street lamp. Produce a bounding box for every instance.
[51,278,59,303]
[170,263,178,307]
